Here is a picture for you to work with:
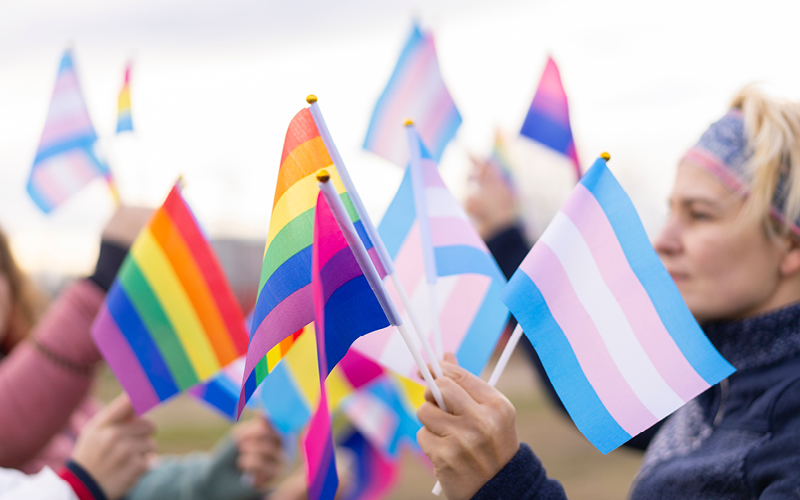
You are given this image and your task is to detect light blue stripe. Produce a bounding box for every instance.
[117,114,133,133]
[257,362,311,434]
[435,245,503,280]
[377,167,415,259]
[455,279,509,376]
[580,159,735,385]
[363,25,425,150]
[428,105,462,162]
[500,271,631,454]
[34,136,101,164]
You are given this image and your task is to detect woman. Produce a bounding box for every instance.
[0,208,285,500]
[418,86,800,499]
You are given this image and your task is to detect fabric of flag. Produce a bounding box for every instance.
[92,184,249,414]
[487,129,516,190]
[116,62,133,133]
[363,24,461,167]
[500,157,736,454]
[27,49,110,213]
[338,430,400,500]
[188,356,246,420]
[519,56,581,181]
[353,133,508,380]
[305,382,338,500]
[239,107,384,416]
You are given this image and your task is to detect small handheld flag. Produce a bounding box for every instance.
[28,49,111,213]
[116,61,134,133]
[91,183,249,414]
[500,156,735,453]
[364,24,461,167]
[520,56,581,181]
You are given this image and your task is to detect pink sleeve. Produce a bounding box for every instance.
[0,280,105,469]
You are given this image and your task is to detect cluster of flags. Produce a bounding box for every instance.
[31,22,737,500]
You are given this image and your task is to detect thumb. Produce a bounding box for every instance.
[94,393,136,426]
[440,358,497,405]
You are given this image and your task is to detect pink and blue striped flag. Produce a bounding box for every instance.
[519,57,581,181]
[363,24,461,167]
[28,49,111,213]
[305,190,391,500]
[353,129,508,379]
[500,157,735,454]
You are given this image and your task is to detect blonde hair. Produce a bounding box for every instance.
[733,86,800,236]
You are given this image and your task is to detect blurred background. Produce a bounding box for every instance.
[3,0,800,497]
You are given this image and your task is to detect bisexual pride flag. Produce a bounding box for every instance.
[28,49,111,213]
[520,57,581,181]
[363,24,461,167]
[500,157,735,453]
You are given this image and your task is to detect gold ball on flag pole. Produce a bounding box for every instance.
[600,152,611,162]
[316,170,330,183]
[404,119,414,126]
[306,95,318,104]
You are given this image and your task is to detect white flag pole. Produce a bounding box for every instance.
[317,171,448,413]
[307,96,445,378]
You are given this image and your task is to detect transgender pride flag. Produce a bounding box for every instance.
[520,57,581,181]
[363,24,461,167]
[501,157,735,454]
[353,130,508,379]
[28,49,110,213]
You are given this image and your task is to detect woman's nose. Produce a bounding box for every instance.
[654,217,683,256]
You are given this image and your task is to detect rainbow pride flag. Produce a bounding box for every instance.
[519,56,581,181]
[363,24,461,167]
[487,129,516,190]
[116,62,133,133]
[239,106,381,416]
[353,129,508,380]
[92,184,249,414]
[500,157,735,453]
[27,49,111,213]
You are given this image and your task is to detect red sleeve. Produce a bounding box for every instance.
[57,460,107,500]
[0,280,104,468]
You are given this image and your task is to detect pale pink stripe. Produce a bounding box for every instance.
[417,84,456,151]
[373,39,437,161]
[421,158,446,188]
[561,185,709,401]
[429,217,486,250]
[526,242,656,435]
[32,165,69,206]
[437,274,490,354]
[39,116,94,146]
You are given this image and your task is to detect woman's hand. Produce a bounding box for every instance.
[232,415,285,489]
[417,354,520,500]
[71,394,156,500]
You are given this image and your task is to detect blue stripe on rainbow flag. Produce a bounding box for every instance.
[106,283,180,401]
[579,159,735,385]
[500,270,631,454]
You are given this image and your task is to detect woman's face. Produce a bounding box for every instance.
[654,162,788,323]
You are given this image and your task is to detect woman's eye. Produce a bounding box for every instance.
[690,211,712,220]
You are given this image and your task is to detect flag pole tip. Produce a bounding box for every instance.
[316,170,330,183]
[600,152,611,162]
[404,119,414,126]
[306,95,318,104]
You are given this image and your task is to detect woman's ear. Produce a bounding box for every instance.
[779,237,800,277]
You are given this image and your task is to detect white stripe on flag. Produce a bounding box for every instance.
[426,187,464,218]
[540,212,685,419]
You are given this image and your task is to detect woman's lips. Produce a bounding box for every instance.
[668,271,689,283]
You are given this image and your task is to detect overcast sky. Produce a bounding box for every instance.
[2,0,800,274]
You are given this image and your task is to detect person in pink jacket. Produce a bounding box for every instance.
[0,208,285,500]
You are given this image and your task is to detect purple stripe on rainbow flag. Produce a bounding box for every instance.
[500,156,735,453]
[363,24,461,167]
[519,56,581,181]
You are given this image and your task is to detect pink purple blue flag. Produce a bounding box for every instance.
[363,24,461,167]
[519,57,581,181]
[353,130,508,379]
[305,189,392,500]
[339,430,399,500]
[500,157,735,454]
[28,49,111,213]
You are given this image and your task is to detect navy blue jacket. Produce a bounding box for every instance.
[477,226,800,499]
